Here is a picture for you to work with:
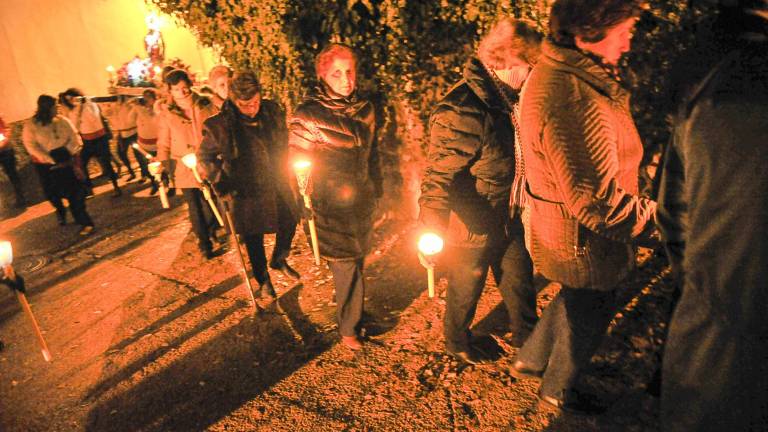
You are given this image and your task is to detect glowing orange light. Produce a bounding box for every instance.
[418,233,444,256]
[181,153,197,169]
[293,159,311,173]
[0,133,6,143]
[0,241,13,267]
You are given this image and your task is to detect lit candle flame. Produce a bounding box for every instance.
[106,65,115,73]
[293,159,311,172]
[0,241,13,268]
[0,133,6,143]
[181,153,197,169]
[148,161,162,175]
[418,233,444,256]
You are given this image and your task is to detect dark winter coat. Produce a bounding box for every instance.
[418,57,517,249]
[198,99,298,235]
[519,41,657,290]
[288,85,382,260]
[658,40,768,432]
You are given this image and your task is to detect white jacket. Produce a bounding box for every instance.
[111,102,138,138]
[22,116,83,164]
[64,100,103,136]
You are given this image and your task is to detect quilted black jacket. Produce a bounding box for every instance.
[288,85,382,260]
[419,57,518,248]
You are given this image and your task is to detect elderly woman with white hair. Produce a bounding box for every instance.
[418,18,543,365]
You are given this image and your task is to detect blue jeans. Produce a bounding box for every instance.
[516,286,615,399]
[444,217,536,352]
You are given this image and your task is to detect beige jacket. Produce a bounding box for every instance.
[156,93,217,188]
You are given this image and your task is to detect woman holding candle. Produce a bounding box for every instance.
[288,43,382,350]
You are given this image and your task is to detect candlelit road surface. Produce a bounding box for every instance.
[0,188,675,431]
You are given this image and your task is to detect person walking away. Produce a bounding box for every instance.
[418,18,542,365]
[135,89,161,194]
[511,0,657,414]
[111,94,148,183]
[288,44,383,350]
[59,88,121,197]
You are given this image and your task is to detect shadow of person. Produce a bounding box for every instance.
[84,280,333,432]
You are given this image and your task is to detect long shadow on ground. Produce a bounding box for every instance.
[0,185,184,326]
[83,282,335,431]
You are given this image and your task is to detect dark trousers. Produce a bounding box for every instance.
[80,135,118,189]
[182,188,215,252]
[516,286,616,399]
[242,221,297,284]
[0,150,25,204]
[34,163,93,226]
[444,217,536,352]
[116,133,139,176]
[328,258,365,337]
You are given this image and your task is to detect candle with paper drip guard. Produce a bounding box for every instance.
[292,159,321,265]
[181,153,224,227]
[147,161,169,209]
[417,232,444,298]
[0,241,52,362]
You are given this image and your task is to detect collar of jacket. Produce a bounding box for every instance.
[167,92,212,121]
[540,40,627,101]
[309,83,369,117]
[463,57,514,112]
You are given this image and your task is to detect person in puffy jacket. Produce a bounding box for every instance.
[418,18,543,365]
[510,0,657,414]
[198,71,300,299]
[288,43,382,351]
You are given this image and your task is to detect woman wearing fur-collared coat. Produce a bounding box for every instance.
[288,44,382,351]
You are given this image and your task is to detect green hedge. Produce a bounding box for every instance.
[148,0,715,212]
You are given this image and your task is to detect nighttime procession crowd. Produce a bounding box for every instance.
[2,0,767,430]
